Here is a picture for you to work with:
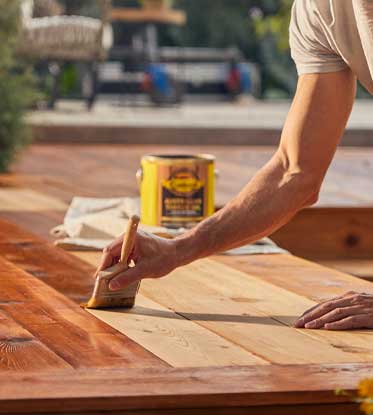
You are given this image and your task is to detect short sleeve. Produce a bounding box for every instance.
[289,0,348,75]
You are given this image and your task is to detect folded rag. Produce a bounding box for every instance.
[51,196,289,255]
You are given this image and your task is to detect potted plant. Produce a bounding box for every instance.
[0,0,36,172]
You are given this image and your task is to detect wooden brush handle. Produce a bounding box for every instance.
[120,215,140,265]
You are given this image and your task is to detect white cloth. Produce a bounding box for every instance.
[52,196,289,255]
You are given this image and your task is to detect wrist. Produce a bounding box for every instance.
[173,233,201,267]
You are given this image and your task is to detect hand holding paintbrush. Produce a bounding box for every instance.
[85,215,140,309]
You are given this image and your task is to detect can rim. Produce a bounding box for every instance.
[142,154,215,164]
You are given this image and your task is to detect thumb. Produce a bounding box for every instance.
[109,264,145,291]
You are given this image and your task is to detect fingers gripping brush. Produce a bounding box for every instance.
[85,215,140,309]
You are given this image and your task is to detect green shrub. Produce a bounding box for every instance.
[0,0,37,172]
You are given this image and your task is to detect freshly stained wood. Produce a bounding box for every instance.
[0,219,95,303]
[0,364,370,414]
[0,256,166,370]
[10,144,373,208]
[0,310,70,372]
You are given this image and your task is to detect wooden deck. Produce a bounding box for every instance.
[1,144,373,413]
[4,144,373,263]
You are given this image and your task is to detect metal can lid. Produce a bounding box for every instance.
[142,154,215,164]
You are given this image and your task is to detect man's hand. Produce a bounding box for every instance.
[95,231,178,291]
[294,291,373,330]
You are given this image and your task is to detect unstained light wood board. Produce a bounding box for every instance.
[88,294,267,367]
[79,251,373,366]
[0,188,67,211]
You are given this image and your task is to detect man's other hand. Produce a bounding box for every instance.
[294,291,373,330]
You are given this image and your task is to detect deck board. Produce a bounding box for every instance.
[0,256,167,370]
[8,144,373,208]
[89,294,266,367]
[0,364,369,414]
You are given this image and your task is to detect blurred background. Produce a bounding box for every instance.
[1,0,372,172]
[23,0,296,106]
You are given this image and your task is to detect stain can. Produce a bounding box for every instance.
[138,154,215,228]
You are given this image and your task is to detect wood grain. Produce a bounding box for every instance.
[0,364,369,414]
[9,144,373,208]
[139,259,373,364]
[75,247,373,365]
[88,294,267,367]
[216,254,373,303]
[74,248,267,367]
[0,256,167,370]
[0,310,70,372]
[271,207,373,259]
[0,188,67,211]
[0,219,96,304]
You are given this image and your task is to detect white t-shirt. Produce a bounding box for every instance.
[290,0,373,94]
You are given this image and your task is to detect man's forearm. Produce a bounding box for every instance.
[174,70,356,267]
[175,151,318,266]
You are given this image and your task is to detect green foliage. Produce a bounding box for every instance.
[0,0,37,172]
[252,0,296,97]
[254,0,292,51]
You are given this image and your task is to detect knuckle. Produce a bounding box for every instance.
[334,307,344,316]
[103,246,112,254]
[354,294,364,303]
[321,303,333,313]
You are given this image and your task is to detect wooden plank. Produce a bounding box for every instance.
[0,364,368,414]
[88,294,267,367]
[0,218,95,303]
[271,207,373,259]
[138,259,370,364]
[216,254,373,303]
[75,250,373,365]
[0,211,64,241]
[192,259,373,361]
[316,258,373,280]
[0,256,167,370]
[75,251,265,367]
[0,310,70,372]
[0,188,67,211]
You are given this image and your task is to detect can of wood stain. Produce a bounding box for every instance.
[138,154,215,228]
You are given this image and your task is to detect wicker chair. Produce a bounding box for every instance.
[18,0,113,109]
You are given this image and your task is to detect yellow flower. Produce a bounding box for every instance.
[359,379,373,398]
[360,400,373,415]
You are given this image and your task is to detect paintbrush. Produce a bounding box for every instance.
[85,215,140,309]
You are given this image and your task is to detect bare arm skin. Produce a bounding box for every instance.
[98,69,356,300]
[174,68,356,263]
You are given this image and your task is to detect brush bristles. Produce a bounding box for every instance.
[84,263,140,310]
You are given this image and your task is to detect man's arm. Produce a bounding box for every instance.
[100,68,356,290]
[175,68,356,263]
